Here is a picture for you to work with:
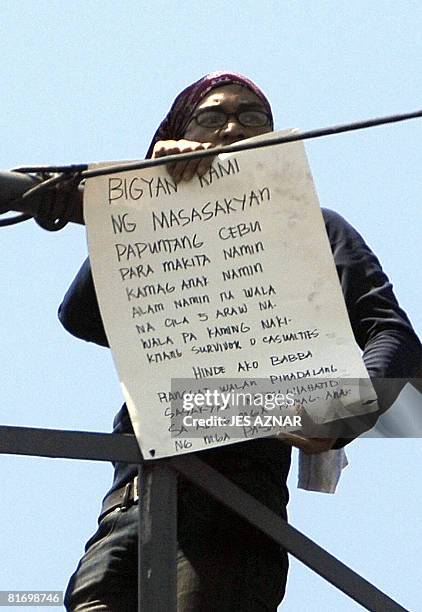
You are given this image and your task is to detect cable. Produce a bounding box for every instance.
[34,172,83,231]
[0,170,84,229]
[1,107,421,228]
[80,107,422,180]
[12,164,88,174]
[0,212,32,227]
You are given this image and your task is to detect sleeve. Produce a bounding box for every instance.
[321,208,422,448]
[58,257,109,348]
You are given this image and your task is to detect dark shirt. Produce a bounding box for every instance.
[58,208,421,499]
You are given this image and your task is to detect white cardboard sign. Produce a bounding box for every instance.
[84,131,377,459]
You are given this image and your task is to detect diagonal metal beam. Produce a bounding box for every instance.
[171,454,409,612]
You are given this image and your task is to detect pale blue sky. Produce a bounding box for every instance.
[1,2,421,610]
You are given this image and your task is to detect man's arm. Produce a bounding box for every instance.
[322,208,422,447]
[58,257,108,347]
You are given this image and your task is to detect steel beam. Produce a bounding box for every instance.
[0,425,141,463]
[138,461,177,612]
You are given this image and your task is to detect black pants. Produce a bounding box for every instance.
[65,462,289,611]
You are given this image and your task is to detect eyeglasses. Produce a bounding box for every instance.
[191,108,271,129]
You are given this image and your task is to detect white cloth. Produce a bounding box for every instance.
[297,448,348,493]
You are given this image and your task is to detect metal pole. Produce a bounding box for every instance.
[0,425,142,463]
[138,460,177,612]
[0,170,84,224]
[0,171,40,213]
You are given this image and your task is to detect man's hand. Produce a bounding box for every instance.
[275,403,337,454]
[276,432,337,454]
[151,139,215,183]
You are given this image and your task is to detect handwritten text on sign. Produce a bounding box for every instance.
[84,131,377,459]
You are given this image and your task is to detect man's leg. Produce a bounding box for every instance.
[176,471,288,612]
[66,503,287,612]
[64,505,138,612]
[66,461,289,612]
[177,529,288,612]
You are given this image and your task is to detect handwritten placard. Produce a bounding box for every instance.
[84,131,378,458]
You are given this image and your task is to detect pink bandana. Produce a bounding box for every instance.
[145,71,273,158]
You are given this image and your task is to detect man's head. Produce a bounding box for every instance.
[183,83,272,147]
[146,71,273,157]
